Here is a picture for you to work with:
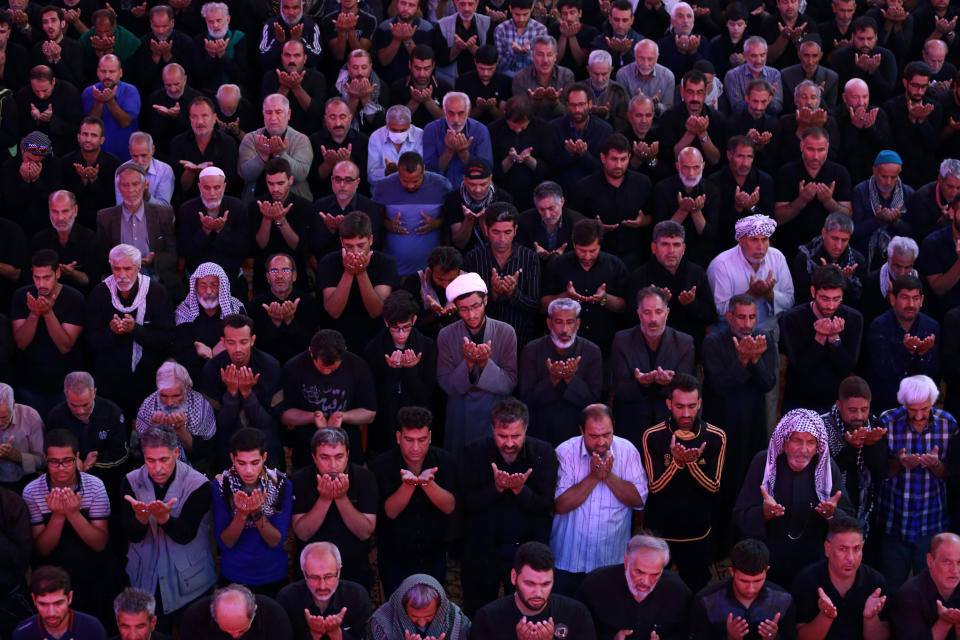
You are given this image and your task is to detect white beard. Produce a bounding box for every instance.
[198,295,220,310]
[680,172,702,189]
[551,332,576,350]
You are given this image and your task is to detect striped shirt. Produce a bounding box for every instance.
[464,243,541,347]
[493,18,548,75]
[550,435,648,573]
[880,406,957,541]
[22,472,111,525]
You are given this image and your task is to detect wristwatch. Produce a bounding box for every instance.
[700,135,709,143]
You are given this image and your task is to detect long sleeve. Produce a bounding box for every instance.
[476,328,518,395]
[732,451,768,539]
[159,482,212,545]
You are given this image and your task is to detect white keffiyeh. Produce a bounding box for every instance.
[175,262,245,325]
[104,273,151,371]
[735,214,777,240]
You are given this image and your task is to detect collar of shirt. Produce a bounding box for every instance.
[122,202,145,221]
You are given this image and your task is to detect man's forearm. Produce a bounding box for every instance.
[605,473,644,508]
[554,475,600,514]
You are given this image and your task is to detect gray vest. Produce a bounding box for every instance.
[125,461,217,614]
[438,13,491,47]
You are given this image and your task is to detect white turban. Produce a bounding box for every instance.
[735,214,777,240]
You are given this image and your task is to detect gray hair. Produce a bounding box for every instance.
[533,181,563,205]
[795,79,822,101]
[823,212,853,234]
[140,425,179,451]
[156,360,192,392]
[210,584,256,622]
[670,1,692,19]
[129,131,154,148]
[385,105,412,126]
[897,374,939,407]
[201,2,229,18]
[63,371,95,396]
[299,542,343,573]
[113,587,156,618]
[263,93,290,111]
[442,91,470,112]
[0,383,13,411]
[925,39,948,56]
[548,297,581,317]
[217,84,241,101]
[311,426,350,451]
[743,35,767,53]
[887,236,919,261]
[625,534,671,566]
[652,219,686,242]
[48,189,76,208]
[799,39,822,55]
[532,35,557,53]
[401,583,441,610]
[162,62,185,78]
[108,244,142,268]
[940,158,960,181]
[634,38,658,58]
[588,49,612,67]
[629,95,655,111]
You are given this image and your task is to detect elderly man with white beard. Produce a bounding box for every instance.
[177,166,249,280]
[734,409,854,588]
[86,243,174,418]
[576,534,692,640]
[173,262,246,380]
[135,361,216,469]
[519,298,603,446]
[653,146,721,268]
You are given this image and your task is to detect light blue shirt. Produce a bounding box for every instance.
[372,170,452,276]
[422,117,493,187]
[367,124,424,183]
[115,157,174,207]
[723,64,784,115]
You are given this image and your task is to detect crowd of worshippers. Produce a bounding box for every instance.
[4,0,960,636]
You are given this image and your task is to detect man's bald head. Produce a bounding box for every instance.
[930,532,960,558]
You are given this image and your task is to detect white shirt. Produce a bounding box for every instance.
[707,244,794,333]
[550,435,648,574]
[367,125,424,184]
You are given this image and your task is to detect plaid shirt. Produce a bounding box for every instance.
[880,406,957,541]
[493,18,547,75]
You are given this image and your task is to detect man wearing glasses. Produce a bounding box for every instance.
[21,428,120,625]
[277,542,371,640]
[249,253,319,365]
[310,160,383,260]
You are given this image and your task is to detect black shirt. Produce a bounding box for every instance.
[576,565,692,640]
[918,225,960,310]
[276,578,370,640]
[119,469,213,546]
[31,225,100,294]
[10,283,85,393]
[707,165,776,248]
[316,249,399,353]
[248,288,320,366]
[543,250,627,354]
[310,193,384,257]
[454,71,512,124]
[291,463,377,585]
[774,159,852,262]
[370,446,456,558]
[307,128,371,199]
[46,398,129,473]
[889,571,960,640]
[571,170,653,268]
[472,594,596,640]
[180,594,292,640]
[792,560,887,640]
[652,175,722,268]
[281,350,377,469]
[168,129,240,200]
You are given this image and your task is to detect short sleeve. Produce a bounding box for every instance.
[353,467,378,515]
[82,474,111,519]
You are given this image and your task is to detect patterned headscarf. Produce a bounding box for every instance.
[762,409,832,503]
[175,262,245,325]
[735,214,777,240]
[367,574,470,640]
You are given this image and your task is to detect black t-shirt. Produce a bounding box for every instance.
[369,446,456,557]
[276,578,371,640]
[282,350,377,468]
[774,159,852,262]
[918,225,960,309]
[454,71,513,124]
[291,463,377,578]
[472,594,596,640]
[10,283,85,392]
[316,249,399,353]
[543,251,627,353]
[792,560,888,640]
[45,398,128,468]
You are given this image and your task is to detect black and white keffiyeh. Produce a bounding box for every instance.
[175,262,245,325]
[762,409,832,503]
[216,466,286,526]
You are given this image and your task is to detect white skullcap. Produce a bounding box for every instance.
[445,272,487,302]
[198,166,226,180]
[735,214,777,240]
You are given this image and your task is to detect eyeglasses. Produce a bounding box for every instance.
[457,301,484,314]
[47,457,76,468]
[388,323,414,333]
[268,268,293,275]
[23,143,50,155]
[304,573,340,584]
[332,176,359,185]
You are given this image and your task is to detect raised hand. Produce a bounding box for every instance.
[760,485,785,519]
[815,490,842,519]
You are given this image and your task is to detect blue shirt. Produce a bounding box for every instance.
[422,117,493,187]
[81,81,140,161]
[866,309,941,413]
[13,611,107,640]
[372,171,452,276]
[880,406,957,541]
